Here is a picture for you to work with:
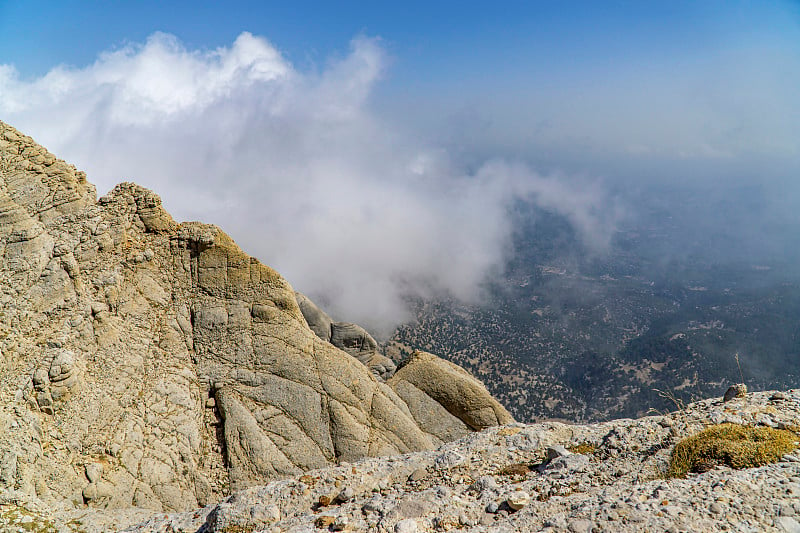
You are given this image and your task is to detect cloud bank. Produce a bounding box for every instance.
[0,32,616,333]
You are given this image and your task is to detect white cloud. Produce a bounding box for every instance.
[0,32,616,334]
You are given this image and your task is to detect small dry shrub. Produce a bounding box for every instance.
[497,463,532,477]
[668,423,799,478]
[568,443,597,455]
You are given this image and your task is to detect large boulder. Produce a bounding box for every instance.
[388,350,514,443]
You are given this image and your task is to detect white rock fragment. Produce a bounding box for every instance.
[776,516,800,533]
[434,450,465,469]
[85,462,103,483]
[337,486,354,502]
[332,515,349,531]
[568,519,596,533]
[395,518,418,533]
[546,445,572,461]
[469,475,498,493]
[506,490,530,511]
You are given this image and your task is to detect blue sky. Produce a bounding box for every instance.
[1,1,799,330]
[3,1,797,84]
[3,2,798,142]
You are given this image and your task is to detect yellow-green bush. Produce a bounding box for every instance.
[568,443,598,455]
[668,423,799,478]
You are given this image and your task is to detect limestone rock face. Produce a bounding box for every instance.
[295,291,397,380]
[388,350,514,443]
[0,120,510,516]
[295,291,333,341]
[113,390,800,533]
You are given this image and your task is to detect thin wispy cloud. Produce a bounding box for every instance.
[0,31,617,333]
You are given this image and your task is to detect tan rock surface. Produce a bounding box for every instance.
[0,120,510,519]
[122,390,800,533]
[388,350,514,437]
[295,291,397,380]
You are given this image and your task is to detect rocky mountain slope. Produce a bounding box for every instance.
[129,389,800,533]
[1,121,798,533]
[5,390,800,532]
[0,120,510,522]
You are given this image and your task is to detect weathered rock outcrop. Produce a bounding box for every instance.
[295,291,397,380]
[8,390,798,532]
[389,350,515,444]
[1,121,798,533]
[0,121,514,517]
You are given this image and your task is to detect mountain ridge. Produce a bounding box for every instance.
[0,120,510,519]
[1,121,798,533]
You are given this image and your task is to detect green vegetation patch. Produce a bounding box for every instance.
[668,423,799,478]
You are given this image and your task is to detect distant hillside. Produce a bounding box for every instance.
[390,203,800,422]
